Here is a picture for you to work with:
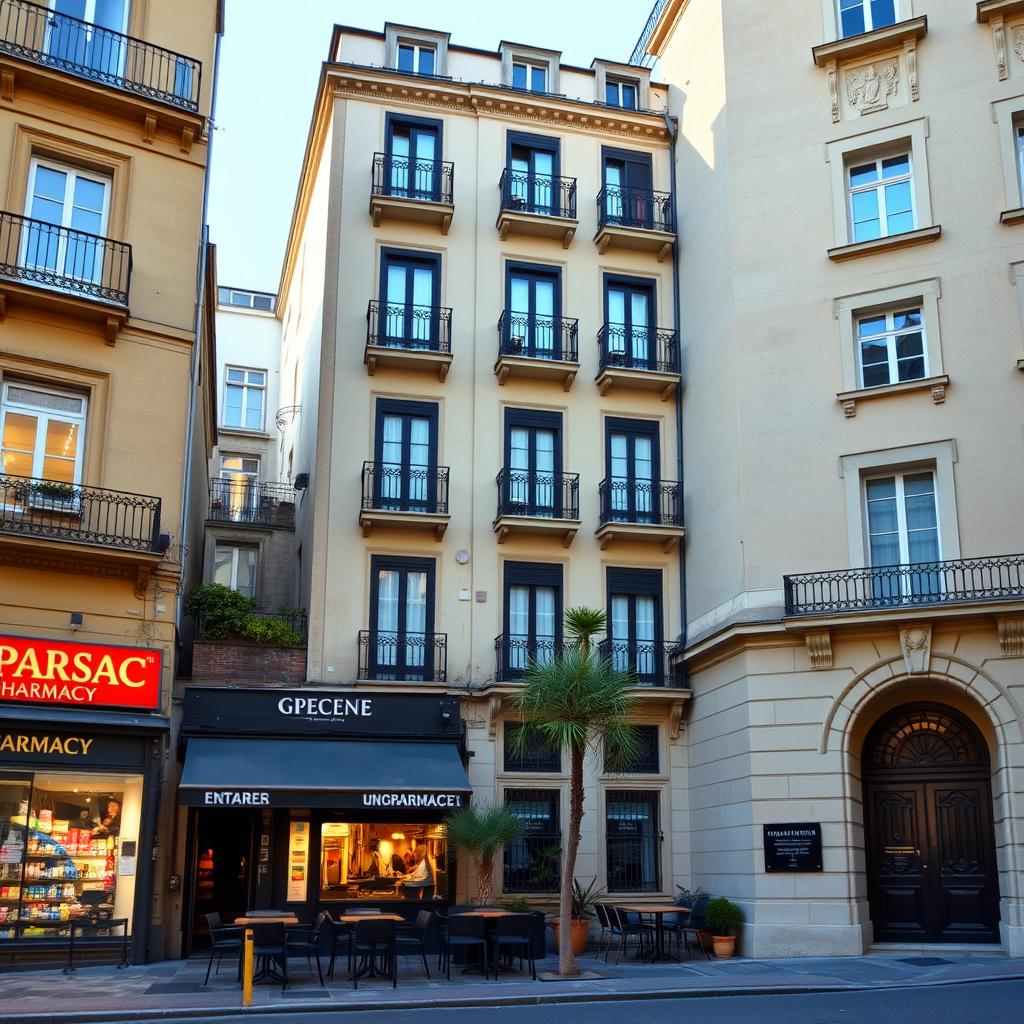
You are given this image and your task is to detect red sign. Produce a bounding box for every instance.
[0,635,161,710]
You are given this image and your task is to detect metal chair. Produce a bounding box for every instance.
[593,903,612,960]
[203,912,242,985]
[351,917,397,989]
[394,909,433,978]
[251,921,288,992]
[610,906,653,963]
[444,914,489,980]
[285,911,332,985]
[678,895,712,960]
[492,913,536,980]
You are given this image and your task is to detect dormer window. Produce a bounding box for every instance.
[396,42,435,76]
[606,79,638,110]
[513,61,547,93]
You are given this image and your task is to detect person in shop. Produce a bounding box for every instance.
[402,847,434,893]
[76,808,98,832]
[91,798,121,838]
[390,850,406,874]
[403,849,416,871]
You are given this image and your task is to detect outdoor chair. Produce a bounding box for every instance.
[351,917,397,989]
[394,910,433,978]
[203,912,242,985]
[594,903,613,961]
[251,921,288,992]
[285,911,333,985]
[443,913,489,980]
[325,912,353,981]
[678,895,712,960]
[492,913,536,980]
[610,907,654,964]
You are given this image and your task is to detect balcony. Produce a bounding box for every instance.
[595,186,676,262]
[0,473,166,593]
[494,309,579,391]
[493,468,580,547]
[357,630,447,683]
[364,300,453,381]
[358,461,450,540]
[595,479,684,551]
[0,211,131,337]
[496,169,578,248]
[596,324,680,400]
[783,554,1024,617]
[494,634,562,682]
[0,0,202,113]
[208,479,295,529]
[598,638,685,688]
[369,152,454,234]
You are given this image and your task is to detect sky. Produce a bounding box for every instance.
[207,0,658,293]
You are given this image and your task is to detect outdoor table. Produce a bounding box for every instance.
[614,904,684,963]
[456,909,513,973]
[335,912,405,979]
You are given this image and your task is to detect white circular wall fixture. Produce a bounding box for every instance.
[455,548,471,564]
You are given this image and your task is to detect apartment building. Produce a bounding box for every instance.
[641,0,1024,955]
[0,0,220,963]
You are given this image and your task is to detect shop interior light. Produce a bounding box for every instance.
[391,832,405,840]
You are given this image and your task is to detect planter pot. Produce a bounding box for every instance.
[712,934,736,958]
[550,916,590,956]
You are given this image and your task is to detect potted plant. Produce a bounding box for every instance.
[704,896,742,958]
[28,480,80,514]
[551,877,604,957]
[443,804,523,905]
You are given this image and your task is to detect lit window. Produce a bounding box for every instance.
[857,308,926,388]
[396,42,436,76]
[838,0,900,38]
[847,153,915,242]
[605,80,638,109]
[223,367,266,430]
[0,381,86,484]
[213,543,257,598]
[512,61,547,93]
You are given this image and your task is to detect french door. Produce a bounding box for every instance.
[605,280,654,369]
[507,420,560,517]
[602,151,653,228]
[382,253,438,348]
[607,420,657,523]
[46,0,129,77]
[507,266,559,359]
[509,143,555,215]
[374,402,437,513]
[387,121,440,200]
[609,592,659,684]
[370,557,434,681]
[503,562,562,678]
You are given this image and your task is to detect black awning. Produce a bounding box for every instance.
[178,737,471,809]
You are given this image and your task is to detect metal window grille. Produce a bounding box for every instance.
[605,789,661,893]
[503,788,561,893]
[504,723,561,773]
[605,725,659,774]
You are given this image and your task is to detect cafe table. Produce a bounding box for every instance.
[335,912,406,979]
[614,904,686,963]
[455,909,513,974]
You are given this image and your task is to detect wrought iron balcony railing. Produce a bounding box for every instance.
[0,473,163,553]
[208,479,295,528]
[357,629,447,683]
[597,185,675,233]
[783,554,1024,616]
[0,0,202,111]
[195,608,308,644]
[366,300,452,353]
[495,468,580,521]
[361,462,449,515]
[598,324,679,374]
[499,168,577,219]
[599,479,682,527]
[371,152,454,205]
[498,309,579,362]
[495,634,563,681]
[0,210,131,305]
[598,638,684,688]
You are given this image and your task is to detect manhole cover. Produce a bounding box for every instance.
[898,957,952,967]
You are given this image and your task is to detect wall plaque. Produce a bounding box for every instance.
[763,822,823,872]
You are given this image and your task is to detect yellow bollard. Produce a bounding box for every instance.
[242,928,254,1007]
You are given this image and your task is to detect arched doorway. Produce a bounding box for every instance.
[863,703,1001,943]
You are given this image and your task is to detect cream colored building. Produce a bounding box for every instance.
[642,0,1024,956]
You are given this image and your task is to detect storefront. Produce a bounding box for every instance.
[0,634,165,964]
[176,686,470,953]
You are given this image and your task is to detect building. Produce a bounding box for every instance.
[640,0,1024,956]
[0,0,221,963]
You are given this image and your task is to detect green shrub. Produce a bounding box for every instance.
[705,897,743,936]
[238,615,304,648]
[186,583,303,648]
[506,896,531,913]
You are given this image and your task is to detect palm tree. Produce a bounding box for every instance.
[509,606,637,977]
[444,804,523,906]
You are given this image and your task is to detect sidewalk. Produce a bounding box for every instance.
[1,946,1022,1023]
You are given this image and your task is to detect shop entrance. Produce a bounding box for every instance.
[189,811,254,951]
[863,703,1001,943]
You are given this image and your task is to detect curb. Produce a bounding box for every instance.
[4,971,1024,1024]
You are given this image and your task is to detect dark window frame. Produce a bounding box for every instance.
[604,724,660,774]
[503,786,562,893]
[503,407,564,517]
[606,567,665,685]
[368,554,437,680]
[372,398,439,511]
[604,416,661,523]
[601,146,654,192]
[605,788,662,893]
[502,559,564,680]
[503,721,562,773]
[504,260,563,356]
[506,129,561,180]
[378,247,442,344]
[383,113,444,202]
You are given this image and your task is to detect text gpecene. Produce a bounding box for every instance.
[277,696,373,718]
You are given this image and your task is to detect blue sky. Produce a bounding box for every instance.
[207,0,657,292]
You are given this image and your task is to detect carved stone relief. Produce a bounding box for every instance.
[846,59,898,116]
[899,625,932,676]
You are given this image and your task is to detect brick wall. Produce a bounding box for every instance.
[191,641,307,686]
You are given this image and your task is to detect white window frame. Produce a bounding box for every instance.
[222,366,266,431]
[501,44,559,95]
[863,469,940,566]
[856,306,927,388]
[512,60,548,93]
[836,0,903,39]
[218,287,275,312]
[395,41,436,75]
[846,149,916,243]
[605,78,639,110]
[0,380,88,484]
[213,542,258,598]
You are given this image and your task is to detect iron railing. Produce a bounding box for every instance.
[366,299,452,353]
[598,638,684,688]
[195,608,308,644]
[357,630,447,682]
[495,468,579,521]
[497,309,579,362]
[499,168,576,219]
[784,554,1024,616]
[208,479,295,528]
[495,634,563,682]
[630,0,671,66]
[371,152,454,205]
[503,722,561,772]
[598,324,679,374]
[0,210,131,305]
[0,0,202,111]
[598,478,682,527]
[597,185,675,233]
[503,788,562,894]
[0,473,162,552]
[606,789,661,893]
[604,724,660,773]
[360,461,449,515]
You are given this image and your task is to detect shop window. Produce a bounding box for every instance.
[317,821,448,903]
[0,772,142,942]
[605,789,661,893]
[503,723,561,773]
[503,788,561,894]
[604,725,659,774]
[0,380,87,484]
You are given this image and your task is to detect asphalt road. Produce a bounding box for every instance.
[88,978,1024,1024]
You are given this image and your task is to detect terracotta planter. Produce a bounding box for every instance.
[550,916,590,955]
[712,934,736,958]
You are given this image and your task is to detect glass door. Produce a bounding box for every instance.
[46,1,129,78]
[387,123,439,200]
[609,593,658,683]
[508,425,558,517]
[508,268,558,359]
[608,426,655,523]
[383,255,437,349]
[508,583,557,673]
[509,145,554,215]
[603,154,653,228]
[376,411,433,512]
[606,281,653,369]
[373,561,432,680]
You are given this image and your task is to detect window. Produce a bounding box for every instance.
[505,132,560,216]
[604,725,659,774]
[379,249,441,348]
[369,555,436,681]
[373,399,438,513]
[606,790,660,893]
[46,0,129,75]
[503,789,560,893]
[502,561,562,679]
[605,418,659,524]
[601,148,655,229]
[512,61,547,93]
[0,381,87,483]
[504,723,561,773]
[384,115,442,201]
[837,0,900,38]
[503,408,563,518]
[504,263,562,360]
[213,543,257,599]
[847,153,914,243]
[607,568,664,686]
[857,308,925,388]
[217,287,275,312]
[605,79,638,109]
[223,367,266,431]
[604,277,656,370]
[214,455,260,522]
[396,42,436,75]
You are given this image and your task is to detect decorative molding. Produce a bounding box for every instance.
[0,292,6,321]
[142,113,156,144]
[994,15,1009,80]
[827,59,840,123]
[0,69,14,102]
[1014,24,1024,65]
[669,699,686,740]
[997,616,1024,656]
[846,59,899,116]
[487,695,503,739]
[836,373,950,417]
[899,624,932,675]
[904,37,919,101]
[805,629,833,669]
[931,381,946,404]
[842,398,856,418]
[180,127,195,154]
